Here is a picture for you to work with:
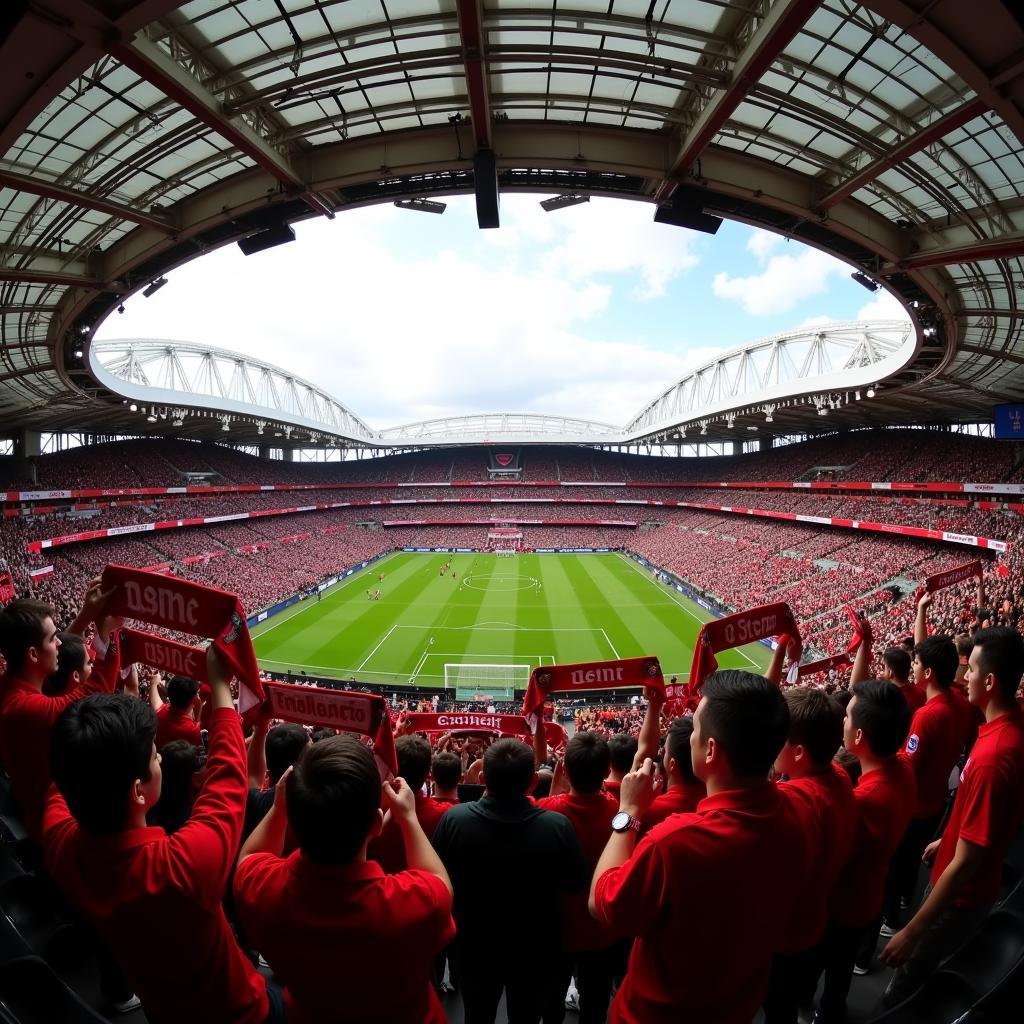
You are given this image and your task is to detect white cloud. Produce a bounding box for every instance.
[856,289,911,322]
[711,247,850,316]
[746,229,784,261]
[96,197,700,427]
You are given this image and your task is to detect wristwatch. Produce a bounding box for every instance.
[611,811,641,835]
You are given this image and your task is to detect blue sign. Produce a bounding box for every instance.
[994,404,1024,439]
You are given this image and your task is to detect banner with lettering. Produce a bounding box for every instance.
[522,656,664,729]
[689,602,801,695]
[120,627,208,681]
[924,560,982,594]
[795,604,872,680]
[100,565,264,716]
[263,681,396,779]
[402,712,567,747]
[0,572,15,605]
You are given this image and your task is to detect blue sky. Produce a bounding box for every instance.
[97,193,906,427]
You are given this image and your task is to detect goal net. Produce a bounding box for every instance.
[488,528,522,556]
[444,663,531,702]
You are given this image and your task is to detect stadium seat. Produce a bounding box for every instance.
[0,875,80,967]
[0,915,31,968]
[0,955,108,1023]
[939,910,1024,994]
[866,970,978,1023]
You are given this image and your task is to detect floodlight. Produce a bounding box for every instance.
[654,187,722,235]
[142,277,168,297]
[237,224,295,256]
[866,386,876,398]
[850,271,879,292]
[394,199,447,215]
[540,194,589,213]
[129,403,138,412]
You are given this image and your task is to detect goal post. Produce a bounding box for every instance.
[444,662,532,702]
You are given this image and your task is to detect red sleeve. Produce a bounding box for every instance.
[593,834,670,935]
[84,631,121,696]
[41,784,78,874]
[164,707,248,909]
[233,852,278,918]
[391,869,457,954]
[955,764,1004,849]
[904,707,927,760]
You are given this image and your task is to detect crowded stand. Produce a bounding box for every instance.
[2,432,1024,1024]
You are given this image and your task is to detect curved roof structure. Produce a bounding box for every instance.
[91,322,911,445]
[2,0,1023,447]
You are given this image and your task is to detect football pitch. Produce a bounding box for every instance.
[251,552,772,688]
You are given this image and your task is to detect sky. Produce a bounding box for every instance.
[96,194,908,430]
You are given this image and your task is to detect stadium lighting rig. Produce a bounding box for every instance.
[394,198,447,215]
[540,194,589,213]
[142,277,168,298]
[850,271,879,292]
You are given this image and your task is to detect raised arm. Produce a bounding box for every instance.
[635,686,665,764]
[766,635,790,687]
[850,615,874,684]
[914,592,932,647]
[384,777,453,896]
[247,715,270,790]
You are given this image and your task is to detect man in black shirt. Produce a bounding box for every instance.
[433,738,587,1024]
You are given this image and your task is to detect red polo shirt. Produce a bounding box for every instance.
[369,792,449,873]
[235,853,454,1024]
[829,757,916,929]
[777,763,857,951]
[0,633,120,841]
[904,689,972,819]
[604,778,622,799]
[932,709,1024,908]
[900,682,927,715]
[593,783,812,1024]
[43,707,267,1024]
[640,780,706,833]
[537,790,619,951]
[155,702,202,749]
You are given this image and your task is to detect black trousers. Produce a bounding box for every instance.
[458,946,555,1024]
[762,944,819,1024]
[542,943,622,1024]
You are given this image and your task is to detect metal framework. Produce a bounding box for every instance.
[90,339,374,443]
[0,1,1022,447]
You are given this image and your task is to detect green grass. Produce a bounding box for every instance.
[251,552,772,687]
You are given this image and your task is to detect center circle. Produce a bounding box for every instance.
[461,574,539,593]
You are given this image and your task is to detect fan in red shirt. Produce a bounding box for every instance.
[810,679,915,1024]
[879,646,926,715]
[590,670,814,1024]
[882,626,1024,1006]
[430,749,462,805]
[640,716,706,833]
[234,734,455,1024]
[0,586,122,842]
[537,730,620,1024]
[43,647,277,1024]
[369,734,450,872]
[763,687,856,1024]
[603,733,637,800]
[150,671,203,750]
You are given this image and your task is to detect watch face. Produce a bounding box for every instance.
[612,811,631,832]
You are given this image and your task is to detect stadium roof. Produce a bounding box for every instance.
[1,0,1023,448]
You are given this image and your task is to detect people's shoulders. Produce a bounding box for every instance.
[235,851,286,898]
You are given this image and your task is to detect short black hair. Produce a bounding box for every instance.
[784,686,844,767]
[973,627,1024,703]
[265,723,310,783]
[607,733,637,773]
[166,674,200,709]
[665,717,699,783]
[882,647,911,683]
[395,734,432,792]
[0,598,54,675]
[482,738,535,800]
[849,679,911,756]
[147,740,200,835]
[914,634,959,689]
[45,632,88,696]
[286,734,380,864]
[956,634,974,659]
[431,751,461,789]
[564,732,610,793]
[700,670,789,779]
[51,693,157,836]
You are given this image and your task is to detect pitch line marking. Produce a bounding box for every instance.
[356,623,399,670]
[600,628,621,660]
[615,553,760,671]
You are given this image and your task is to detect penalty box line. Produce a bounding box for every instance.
[412,652,556,684]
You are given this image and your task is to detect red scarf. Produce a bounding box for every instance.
[120,627,208,681]
[101,564,264,716]
[0,571,15,605]
[402,712,568,749]
[924,559,982,594]
[263,680,397,779]
[689,602,801,695]
[522,656,664,729]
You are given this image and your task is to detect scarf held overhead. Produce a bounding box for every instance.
[119,627,208,681]
[689,602,801,694]
[523,656,664,728]
[924,560,983,594]
[263,680,396,779]
[403,712,567,746]
[100,564,263,715]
